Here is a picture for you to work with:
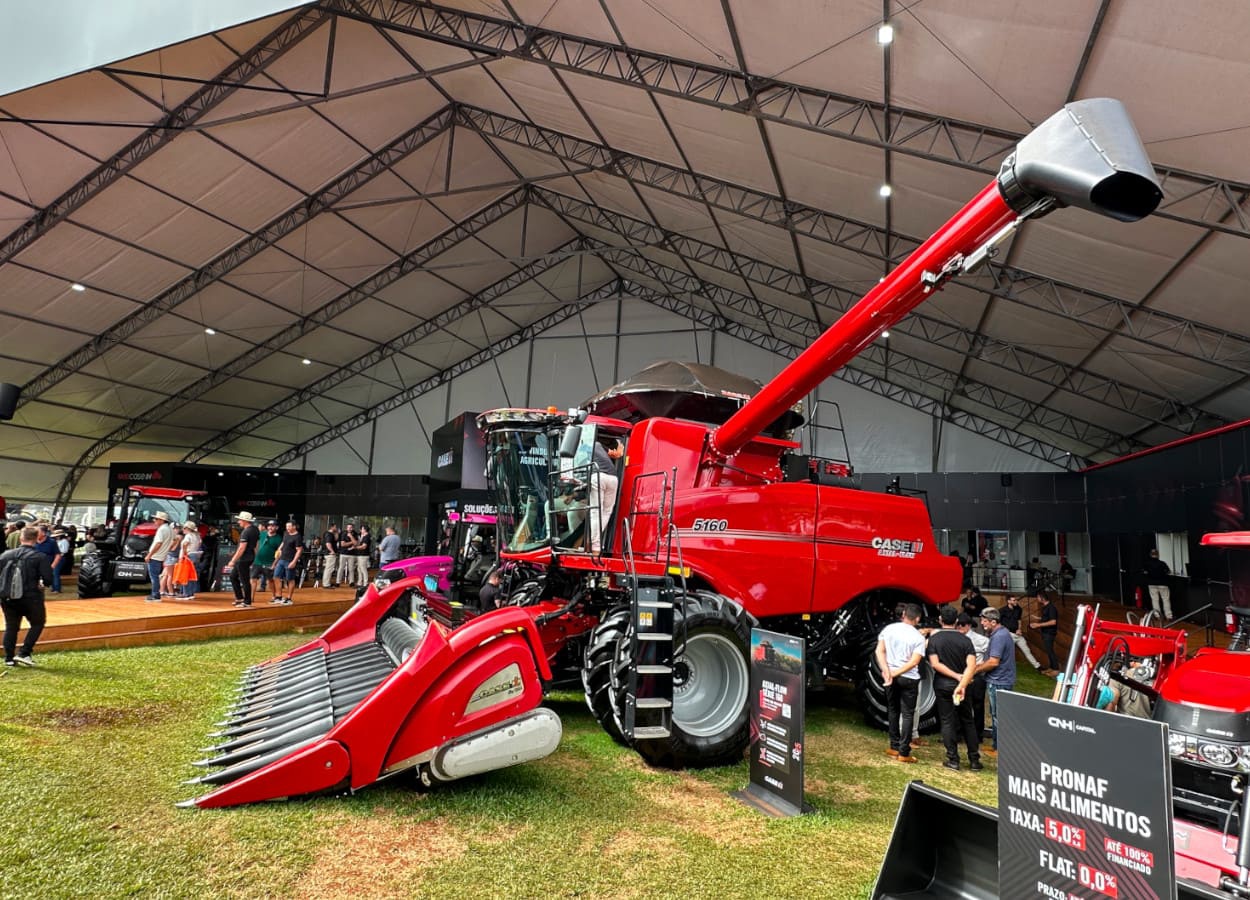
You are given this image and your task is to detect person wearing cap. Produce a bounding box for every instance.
[49,528,70,594]
[142,511,176,602]
[226,512,260,607]
[1030,588,1061,671]
[177,521,202,600]
[974,606,1016,757]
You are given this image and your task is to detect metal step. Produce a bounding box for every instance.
[632,725,671,739]
[635,697,672,709]
[636,664,671,675]
[636,633,672,641]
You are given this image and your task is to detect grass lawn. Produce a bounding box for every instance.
[0,637,1056,899]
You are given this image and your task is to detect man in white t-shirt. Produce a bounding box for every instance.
[143,511,175,602]
[876,602,926,762]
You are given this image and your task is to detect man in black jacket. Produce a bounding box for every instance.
[1144,549,1173,620]
[1,526,54,667]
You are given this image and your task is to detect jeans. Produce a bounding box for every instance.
[51,557,65,592]
[987,682,1011,750]
[886,677,920,756]
[935,686,980,764]
[147,560,163,599]
[2,596,46,661]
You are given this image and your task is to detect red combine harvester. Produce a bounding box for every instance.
[78,485,220,598]
[1053,532,1250,897]
[182,98,1161,808]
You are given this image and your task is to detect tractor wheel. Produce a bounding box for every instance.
[581,606,632,746]
[613,590,755,769]
[503,579,543,607]
[854,646,940,734]
[77,552,112,599]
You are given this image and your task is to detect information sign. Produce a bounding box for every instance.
[998,692,1175,899]
[734,627,806,817]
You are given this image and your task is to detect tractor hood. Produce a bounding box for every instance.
[1156,651,1250,737]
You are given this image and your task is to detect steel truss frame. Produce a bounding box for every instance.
[264,279,624,467]
[343,0,1250,239]
[49,183,526,513]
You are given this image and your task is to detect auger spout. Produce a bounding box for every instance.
[708,97,1161,460]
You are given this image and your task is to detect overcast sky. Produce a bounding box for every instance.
[0,1,302,97]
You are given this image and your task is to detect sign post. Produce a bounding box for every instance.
[733,627,807,817]
[998,692,1175,898]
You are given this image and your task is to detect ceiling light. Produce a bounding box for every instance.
[205,327,216,335]
[881,330,890,339]
[301,358,312,365]
[877,23,895,45]
[879,184,893,198]
[71,283,86,292]
[217,471,224,477]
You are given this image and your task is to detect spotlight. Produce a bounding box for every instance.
[877,23,894,45]
[301,358,312,365]
[879,184,893,198]
[205,327,216,335]
[71,283,86,292]
[881,330,890,339]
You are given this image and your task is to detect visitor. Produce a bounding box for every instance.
[226,512,260,608]
[378,526,401,569]
[354,524,372,587]
[321,523,340,588]
[927,605,981,771]
[876,602,925,763]
[178,521,202,600]
[143,511,175,603]
[1031,588,1061,671]
[1143,549,1172,620]
[1,526,53,667]
[998,595,1044,672]
[975,606,1016,757]
[479,569,501,610]
[271,522,303,605]
[957,613,989,742]
[337,524,358,588]
[254,521,282,602]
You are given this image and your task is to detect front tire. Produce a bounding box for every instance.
[613,590,754,769]
[854,647,939,734]
[581,606,632,746]
[77,552,112,598]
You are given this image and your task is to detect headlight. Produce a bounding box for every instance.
[1169,733,1189,757]
[1200,743,1237,768]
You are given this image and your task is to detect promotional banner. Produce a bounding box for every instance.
[737,627,806,816]
[999,692,1175,899]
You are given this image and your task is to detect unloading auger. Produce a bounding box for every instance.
[183,98,1161,808]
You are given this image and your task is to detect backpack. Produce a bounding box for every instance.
[0,550,28,602]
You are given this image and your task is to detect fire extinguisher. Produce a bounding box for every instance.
[1134,585,1143,607]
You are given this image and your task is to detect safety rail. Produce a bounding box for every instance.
[622,468,676,563]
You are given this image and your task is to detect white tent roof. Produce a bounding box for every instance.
[2,1,1248,505]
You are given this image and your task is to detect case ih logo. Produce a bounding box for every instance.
[871,536,923,559]
[238,499,277,508]
[437,450,454,468]
[117,471,163,482]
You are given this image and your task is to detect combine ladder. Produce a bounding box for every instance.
[618,471,685,743]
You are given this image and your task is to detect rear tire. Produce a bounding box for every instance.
[613,590,754,769]
[581,606,632,746]
[77,552,112,599]
[854,646,939,734]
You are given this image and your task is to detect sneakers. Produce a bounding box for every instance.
[232,600,252,608]
[269,596,282,604]
[274,597,293,606]
[896,755,918,764]
[4,660,14,667]
[970,760,985,771]
[942,760,960,771]
[145,597,162,603]
[14,655,35,667]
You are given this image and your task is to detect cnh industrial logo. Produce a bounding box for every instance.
[117,470,164,482]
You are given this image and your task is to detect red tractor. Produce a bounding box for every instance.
[78,485,222,598]
[1055,532,1250,897]
[181,98,1162,808]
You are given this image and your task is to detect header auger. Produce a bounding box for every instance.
[183,99,1160,807]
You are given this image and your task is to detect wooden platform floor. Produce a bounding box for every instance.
[15,575,358,653]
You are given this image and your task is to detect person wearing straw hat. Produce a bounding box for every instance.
[176,521,202,600]
[142,511,175,602]
[226,511,260,608]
